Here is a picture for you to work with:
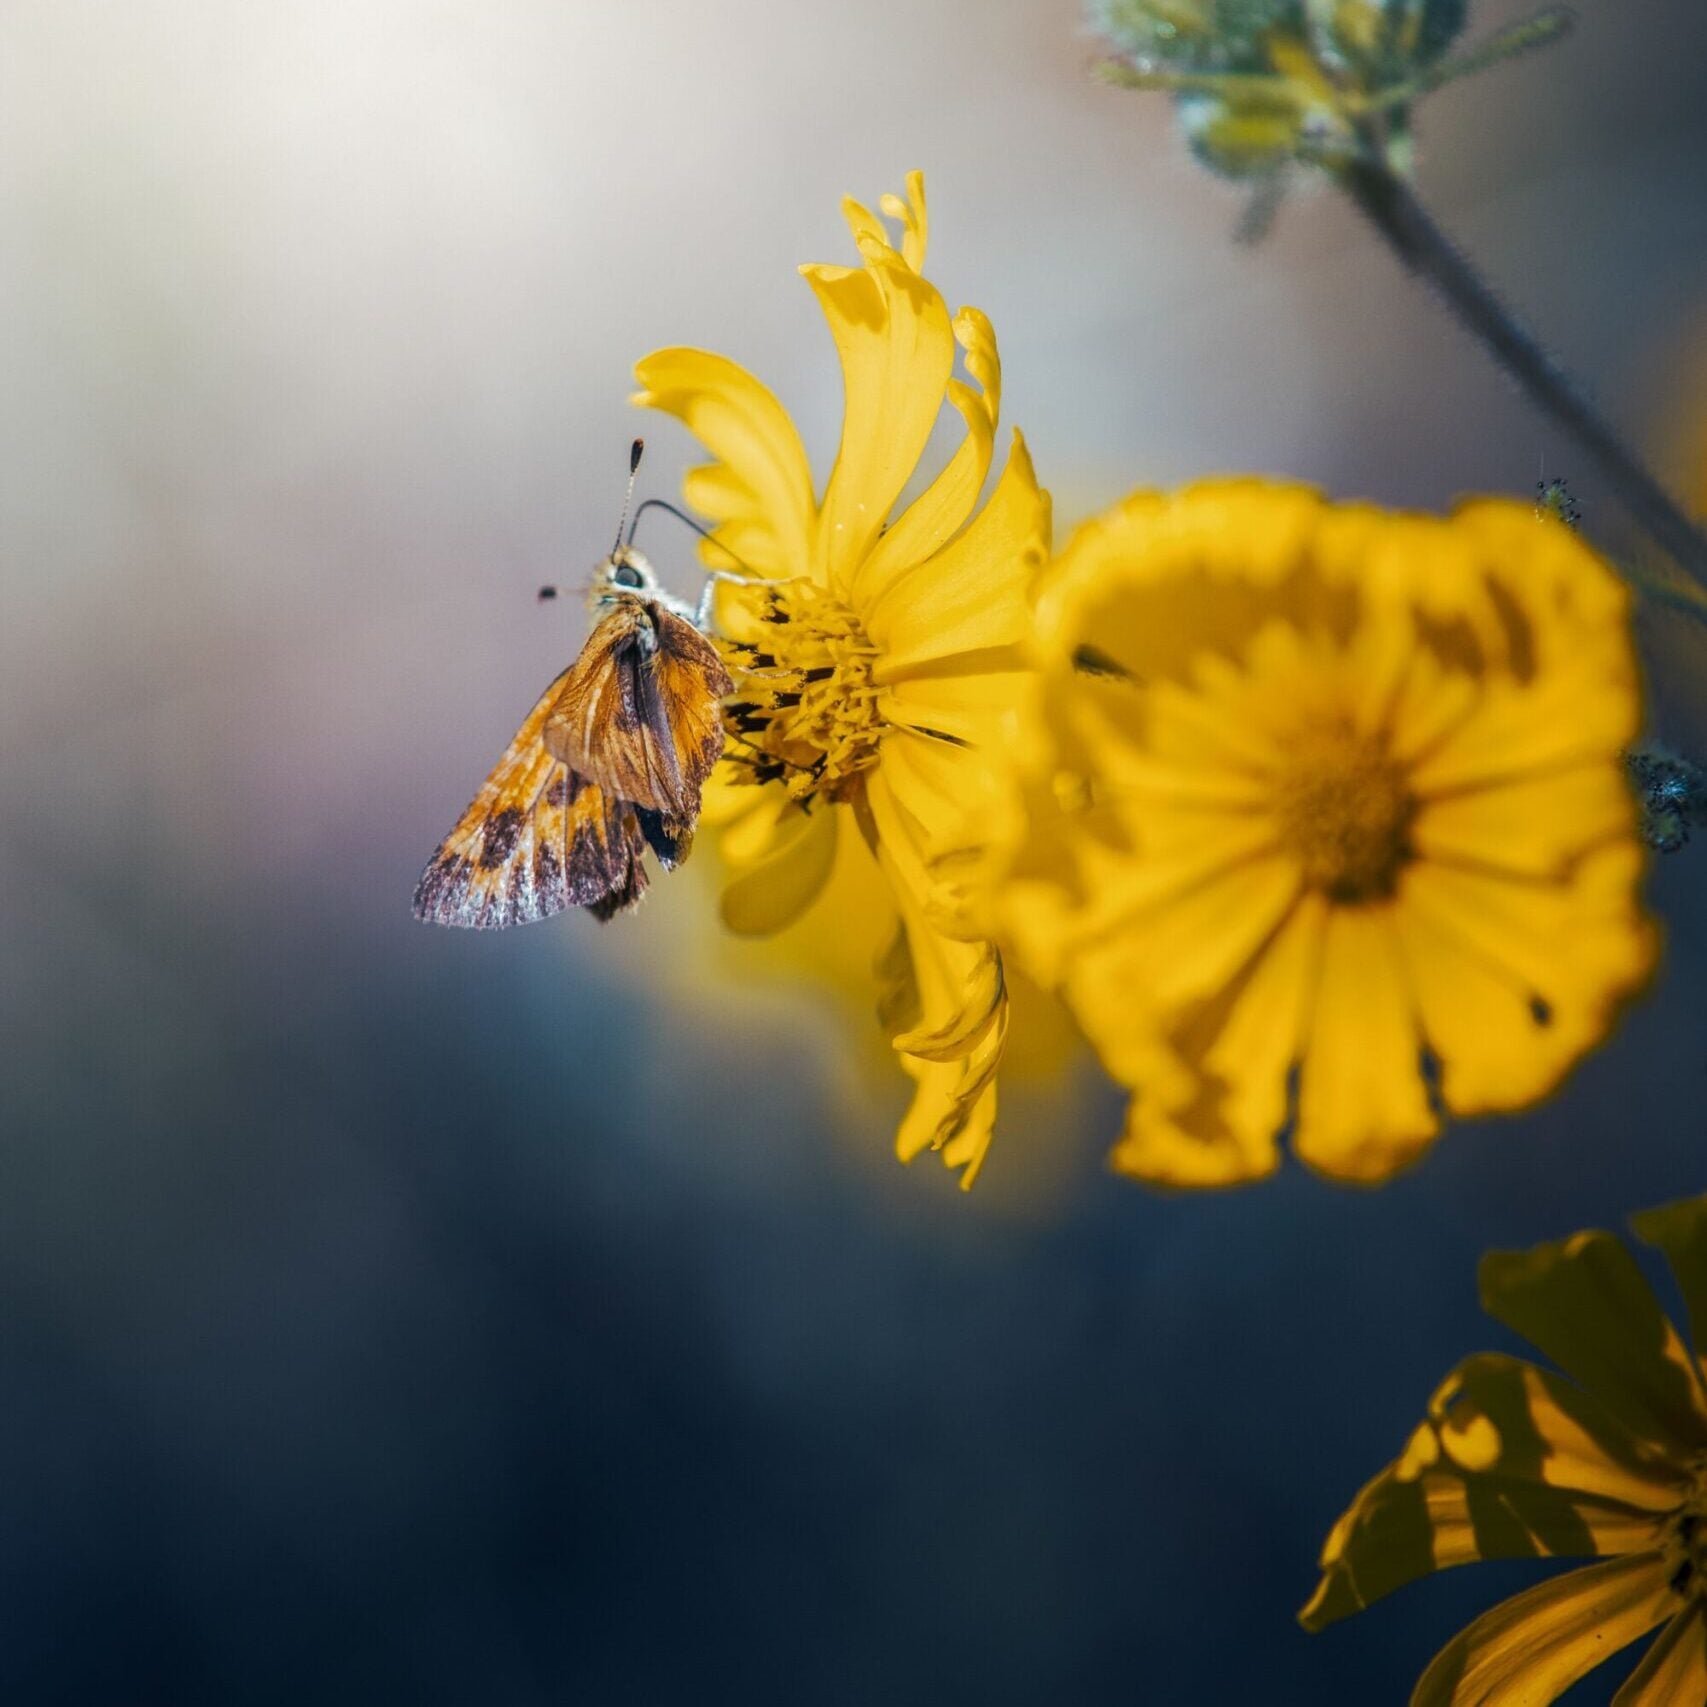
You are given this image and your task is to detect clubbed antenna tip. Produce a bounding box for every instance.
[612,440,645,557]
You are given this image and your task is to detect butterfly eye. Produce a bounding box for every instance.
[612,562,644,589]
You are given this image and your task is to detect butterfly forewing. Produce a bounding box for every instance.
[543,598,734,823]
[412,671,651,928]
[413,670,572,928]
[648,607,735,811]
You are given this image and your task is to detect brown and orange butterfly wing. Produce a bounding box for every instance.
[563,776,654,919]
[412,670,652,928]
[540,604,657,805]
[649,606,736,812]
[542,598,734,826]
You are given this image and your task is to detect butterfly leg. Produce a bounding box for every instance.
[694,570,784,631]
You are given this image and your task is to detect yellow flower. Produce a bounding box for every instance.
[632,174,1051,1188]
[987,481,1655,1187]
[649,824,1091,1216]
[1302,1196,1707,1705]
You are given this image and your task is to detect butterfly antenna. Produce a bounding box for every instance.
[627,497,765,580]
[611,437,644,560]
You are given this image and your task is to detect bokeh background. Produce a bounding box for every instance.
[5,2,1707,1700]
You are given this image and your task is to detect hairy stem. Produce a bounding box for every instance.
[1338,155,1707,599]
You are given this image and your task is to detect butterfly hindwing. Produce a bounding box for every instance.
[561,772,651,916]
[633,804,693,872]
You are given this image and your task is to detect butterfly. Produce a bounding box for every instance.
[412,526,736,930]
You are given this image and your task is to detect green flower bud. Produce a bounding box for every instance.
[1092,0,1568,195]
[1091,0,1301,72]
[1305,0,1466,76]
[1180,88,1326,180]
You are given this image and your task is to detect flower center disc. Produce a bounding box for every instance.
[1667,1460,1707,1601]
[719,582,886,804]
[1276,721,1415,904]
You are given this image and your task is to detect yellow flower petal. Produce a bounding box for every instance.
[866,429,1048,677]
[868,801,1005,1063]
[1410,663,1643,797]
[1630,1197,1707,1394]
[1103,902,1320,1188]
[1441,1356,1685,1507]
[863,757,982,929]
[1110,1076,1281,1186]
[718,798,838,936]
[716,786,798,863]
[878,170,928,273]
[895,1011,1004,1188]
[1611,1606,1707,1706]
[891,930,1005,1063]
[803,248,954,588]
[631,347,815,578]
[1027,482,1324,682]
[1293,905,1438,1182]
[1154,479,1325,591]
[1478,1231,1707,1453]
[698,762,765,829]
[1382,646,1481,772]
[1452,498,1633,629]
[876,868,1006,1187]
[1144,652,1295,776]
[1410,1553,1675,1707]
[1337,598,1425,740]
[872,723,1008,872]
[1412,764,1640,879]
[1098,850,1302,1013]
[854,306,1002,604]
[1191,888,1326,1162]
[1300,1353,1679,1634]
[879,667,1031,755]
[871,733,1017,948]
[1393,846,1655,1116]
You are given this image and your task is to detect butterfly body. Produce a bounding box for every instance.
[413,547,734,929]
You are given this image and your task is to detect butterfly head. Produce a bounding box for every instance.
[587,544,700,625]
[590,545,660,607]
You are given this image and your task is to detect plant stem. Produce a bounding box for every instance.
[1337,154,1707,597]
[1619,561,1707,627]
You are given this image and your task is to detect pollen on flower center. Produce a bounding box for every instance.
[719,581,886,805]
[1273,719,1416,904]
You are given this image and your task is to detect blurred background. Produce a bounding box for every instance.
[4,1,1707,1700]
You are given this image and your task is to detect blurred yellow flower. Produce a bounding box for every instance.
[1303,1196,1707,1705]
[648,818,1091,1216]
[987,482,1655,1187]
[633,174,1051,1188]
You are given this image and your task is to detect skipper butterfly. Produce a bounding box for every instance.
[413,442,736,928]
